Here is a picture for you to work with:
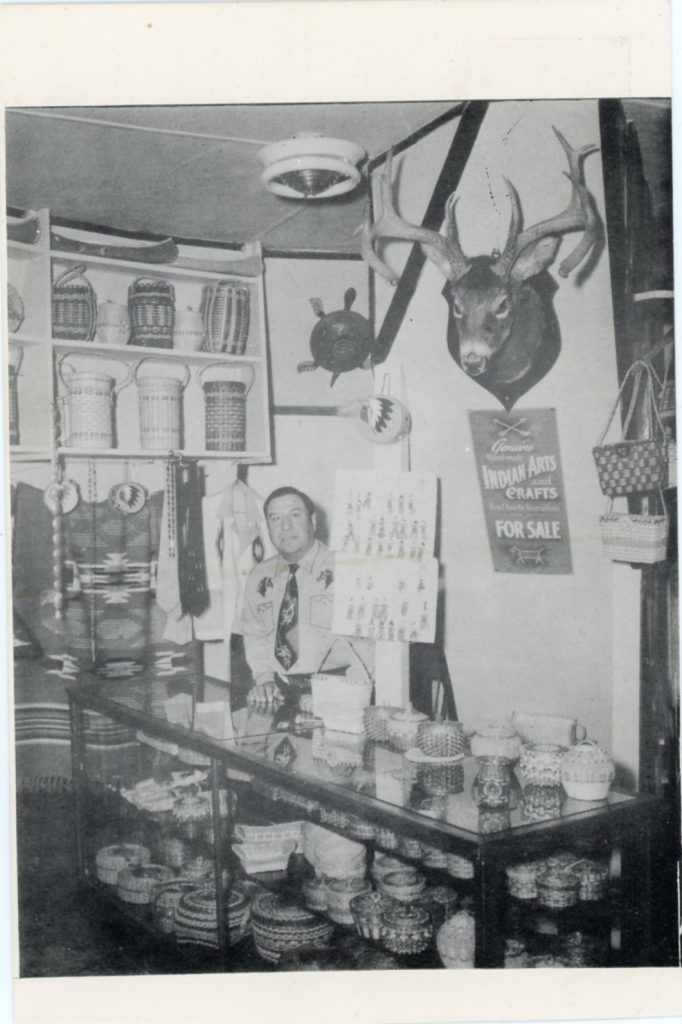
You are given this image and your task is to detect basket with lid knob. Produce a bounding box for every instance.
[52,265,97,341]
[381,900,433,956]
[388,704,429,752]
[128,277,175,348]
[560,741,615,801]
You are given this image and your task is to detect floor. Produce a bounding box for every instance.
[15,791,405,977]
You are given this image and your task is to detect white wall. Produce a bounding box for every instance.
[246,256,375,530]
[375,99,638,750]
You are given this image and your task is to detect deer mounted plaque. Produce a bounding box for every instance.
[358,128,602,411]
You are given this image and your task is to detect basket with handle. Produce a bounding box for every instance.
[52,265,97,341]
[599,491,669,565]
[592,360,668,496]
[128,277,175,348]
[8,344,23,445]
[58,354,134,449]
[198,362,254,452]
[134,357,190,450]
[200,279,251,354]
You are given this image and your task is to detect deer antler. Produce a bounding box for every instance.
[495,127,599,279]
[355,151,469,284]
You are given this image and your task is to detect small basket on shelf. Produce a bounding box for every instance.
[560,740,615,801]
[535,865,580,909]
[200,279,251,355]
[116,863,174,905]
[199,361,255,453]
[128,277,175,348]
[52,265,97,341]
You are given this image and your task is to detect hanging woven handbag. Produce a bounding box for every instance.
[599,491,669,565]
[52,265,97,341]
[592,360,668,497]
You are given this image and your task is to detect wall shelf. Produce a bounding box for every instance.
[52,340,261,366]
[7,210,272,466]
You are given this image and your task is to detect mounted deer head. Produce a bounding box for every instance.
[358,127,601,410]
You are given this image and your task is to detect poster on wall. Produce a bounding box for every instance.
[468,409,572,574]
[332,554,439,644]
[331,469,437,560]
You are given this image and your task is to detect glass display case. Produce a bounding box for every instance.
[68,677,659,970]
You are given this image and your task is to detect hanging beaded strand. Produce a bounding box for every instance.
[51,399,64,620]
[87,459,98,665]
[165,457,178,559]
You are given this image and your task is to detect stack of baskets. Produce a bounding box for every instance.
[200,279,251,354]
[128,277,175,348]
[52,265,97,341]
[95,843,150,886]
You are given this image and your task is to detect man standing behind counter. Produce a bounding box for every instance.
[241,486,368,705]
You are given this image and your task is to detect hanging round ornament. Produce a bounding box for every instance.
[44,478,80,515]
[355,374,411,445]
[109,463,148,515]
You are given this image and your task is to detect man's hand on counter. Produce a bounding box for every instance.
[247,679,284,707]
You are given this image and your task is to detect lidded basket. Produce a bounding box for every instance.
[388,704,429,752]
[52,265,97,341]
[128,277,175,348]
[560,740,615,801]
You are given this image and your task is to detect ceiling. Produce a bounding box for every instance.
[4,100,671,254]
[4,102,460,253]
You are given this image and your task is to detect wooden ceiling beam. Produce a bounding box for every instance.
[371,100,489,365]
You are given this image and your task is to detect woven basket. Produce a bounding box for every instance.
[417,720,464,758]
[363,705,401,742]
[58,356,134,449]
[560,740,615,800]
[535,867,579,909]
[135,358,190,450]
[128,277,175,348]
[199,362,254,452]
[152,879,199,934]
[8,364,20,445]
[200,280,251,354]
[600,497,669,565]
[52,265,97,341]
[116,863,174,905]
[95,843,150,886]
[8,283,24,333]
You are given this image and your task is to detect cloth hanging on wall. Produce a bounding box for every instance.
[193,480,273,644]
[64,493,162,676]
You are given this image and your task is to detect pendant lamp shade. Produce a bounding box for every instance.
[259,133,366,200]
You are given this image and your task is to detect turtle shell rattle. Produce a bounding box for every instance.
[298,287,373,386]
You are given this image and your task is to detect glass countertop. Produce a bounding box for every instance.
[84,677,637,841]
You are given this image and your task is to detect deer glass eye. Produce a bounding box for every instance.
[452,299,464,319]
[493,296,510,319]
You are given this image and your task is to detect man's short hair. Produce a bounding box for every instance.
[264,486,315,520]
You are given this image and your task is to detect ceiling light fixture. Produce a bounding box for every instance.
[259,133,366,200]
